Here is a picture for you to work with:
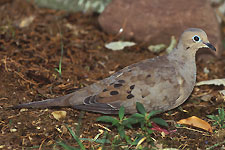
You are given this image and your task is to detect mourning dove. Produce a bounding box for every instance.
[15,28,216,114]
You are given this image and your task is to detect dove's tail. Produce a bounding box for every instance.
[14,94,73,109]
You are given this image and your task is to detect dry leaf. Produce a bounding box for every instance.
[166,36,177,53]
[200,94,213,102]
[105,41,136,51]
[219,90,225,96]
[51,111,67,120]
[19,16,35,28]
[177,116,212,133]
[196,79,225,86]
[148,44,166,53]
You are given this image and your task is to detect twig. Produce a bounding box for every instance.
[0,97,8,101]
[206,140,225,150]
[94,123,111,132]
[176,126,211,136]
[14,71,38,85]
[3,56,8,72]
[39,138,46,150]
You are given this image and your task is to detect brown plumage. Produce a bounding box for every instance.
[14,28,216,114]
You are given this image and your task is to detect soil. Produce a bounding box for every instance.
[0,0,225,149]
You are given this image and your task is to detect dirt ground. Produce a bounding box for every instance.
[0,0,225,149]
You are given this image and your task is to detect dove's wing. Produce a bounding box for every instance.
[73,56,182,114]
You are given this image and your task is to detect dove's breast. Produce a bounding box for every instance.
[175,61,197,105]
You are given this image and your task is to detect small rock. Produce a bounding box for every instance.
[19,108,28,112]
[10,128,17,132]
[0,145,5,149]
[219,90,225,96]
[201,94,213,101]
[203,67,210,74]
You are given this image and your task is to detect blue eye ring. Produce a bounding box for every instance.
[192,35,201,42]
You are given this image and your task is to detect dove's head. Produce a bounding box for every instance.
[179,28,216,52]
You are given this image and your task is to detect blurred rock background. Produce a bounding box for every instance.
[28,0,111,13]
[29,0,225,58]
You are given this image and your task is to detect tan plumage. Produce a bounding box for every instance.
[14,28,216,114]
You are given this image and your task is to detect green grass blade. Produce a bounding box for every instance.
[79,138,110,144]
[55,25,64,77]
[66,125,86,150]
[57,141,79,150]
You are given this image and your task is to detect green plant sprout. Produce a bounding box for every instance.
[57,125,112,150]
[96,106,136,143]
[57,125,86,150]
[207,107,225,128]
[129,102,168,143]
[97,102,168,148]
[57,102,168,149]
[55,30,64,77]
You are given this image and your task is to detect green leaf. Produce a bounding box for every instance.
[96,116,119,125]
[123,117,140,126]
[146,129,154,134]
[147,110,161,119]
[118,126,125,139]
[136,102,146,114]
[122,120,132,128]
[207,108,225,128]
[151,118,168,127]
[140,122,145,128]
[130,113,145,119]
[124,123,133,129]
[119,106,125,121]
[147,122,152,127]
[124,135,132,144]
[213,122,219,126]
[207,115,218,120]
[218,108,225,118]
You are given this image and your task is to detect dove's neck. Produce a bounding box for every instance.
[168,44,197,85]
[168,43,197,64]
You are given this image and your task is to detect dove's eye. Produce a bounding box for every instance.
[192,35,201,42]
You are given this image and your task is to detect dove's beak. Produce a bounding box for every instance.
[203,42,216,51]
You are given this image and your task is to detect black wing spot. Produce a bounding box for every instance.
[84,95,96,104]
[110,91,119,95]
[130,85,135,90]
[127,94,134,99]
[146,74,151,78]
[102,89,108,92]
[114,83,123,88]
[118,80,125,83]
